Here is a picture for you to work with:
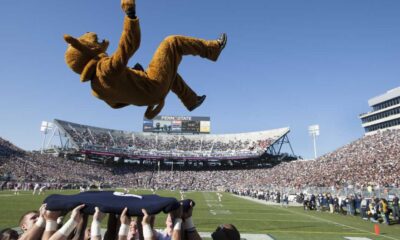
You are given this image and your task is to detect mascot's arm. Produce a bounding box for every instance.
[105,16,141,75]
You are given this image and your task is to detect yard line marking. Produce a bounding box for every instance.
[209,209,232,215]
[207,203,223,208]
[203,192,231,216]
[344,237,373,240]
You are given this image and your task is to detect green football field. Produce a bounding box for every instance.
[1,189,400,240]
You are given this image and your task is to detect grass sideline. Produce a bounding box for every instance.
[0,189,399,240]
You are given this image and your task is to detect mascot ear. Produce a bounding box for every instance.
[63,34,75,43]
[101,39,110,53]
[63,34,97,58]
[64,34,81,46]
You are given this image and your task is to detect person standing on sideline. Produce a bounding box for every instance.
[392,195,399,223]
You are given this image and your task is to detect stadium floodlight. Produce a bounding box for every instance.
[308,124,320,159]
[40,121,54,153]
[40,121,54,132]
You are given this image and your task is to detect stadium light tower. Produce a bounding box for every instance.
[40,121,54,153]
[308,125,320,159]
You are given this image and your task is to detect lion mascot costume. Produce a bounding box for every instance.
[63,0,227,119]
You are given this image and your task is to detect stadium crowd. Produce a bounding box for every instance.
[0,138,24,157]
[2,129,400,191]
[56,120,279,158]
[1,153,111,185]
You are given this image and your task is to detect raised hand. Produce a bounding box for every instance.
[93,207,105,222]
[121,0,135,13]
[140,209,155,240]
[182,201,194,220]
[39,204,47,218]
[141,209,151,225]
[120,207,130,225]
[44,209,62,221]
[71,204,85,223]
[170,204,183,220]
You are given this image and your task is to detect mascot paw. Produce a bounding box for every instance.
[189,95,206,111]
[121,0,135,13]
[217,33,227,51]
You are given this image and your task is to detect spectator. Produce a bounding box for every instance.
[360,197,369,220]
[392,195,399,223]
[379,198,390,225]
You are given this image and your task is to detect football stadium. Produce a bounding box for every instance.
[2,0,400,240]
[1,112,400,239]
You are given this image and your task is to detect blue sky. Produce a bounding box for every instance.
[1,0,399,159]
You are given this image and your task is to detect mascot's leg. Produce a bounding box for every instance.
[146,35,222,90]
[147,35,223,110]
[171,73,199,110]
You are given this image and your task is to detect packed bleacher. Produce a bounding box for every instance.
[256,128,400,189]
[0,138,25,157]
[118,128,396,190]
[0,152,111,184]
[1,129,400,191]
[55,119,286,159]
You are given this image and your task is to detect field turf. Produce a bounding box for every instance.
[1,189,399,240]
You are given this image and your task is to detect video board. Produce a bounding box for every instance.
[143,116,210,134]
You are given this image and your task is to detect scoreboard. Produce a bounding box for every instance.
[143,116,210,134]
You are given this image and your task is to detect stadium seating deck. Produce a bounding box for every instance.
[54,119,289,159]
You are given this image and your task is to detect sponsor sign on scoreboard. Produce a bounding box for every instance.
[143,116,210,134]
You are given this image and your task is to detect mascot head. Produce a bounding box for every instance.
[64,32,109,74]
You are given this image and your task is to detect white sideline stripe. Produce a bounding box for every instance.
[198,232,275,240]
[229,212,295,216]
[344,237,373,240]
[233,195,400,240]
[102,229,275,240]
[196,217,319,222]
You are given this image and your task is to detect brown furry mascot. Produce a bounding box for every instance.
[63,0,227,119]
